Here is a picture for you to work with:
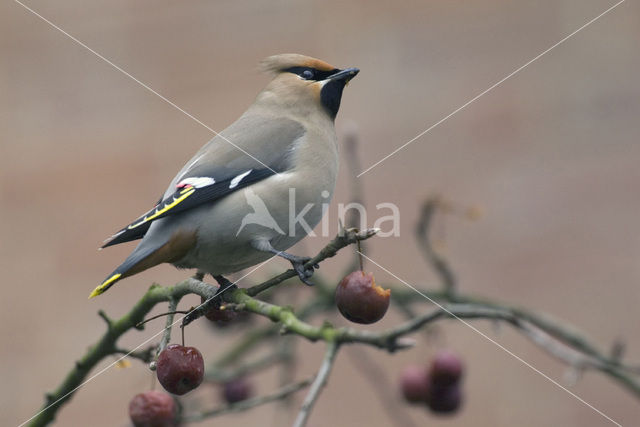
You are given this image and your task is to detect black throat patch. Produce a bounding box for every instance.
[320,79,346,119]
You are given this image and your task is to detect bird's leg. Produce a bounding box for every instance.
[251,240,318,286]
[182,275,237,327]
[213,275,237,295]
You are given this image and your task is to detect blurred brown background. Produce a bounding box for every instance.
[2,0,639,425]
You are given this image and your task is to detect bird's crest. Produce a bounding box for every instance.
[260,54,336,74]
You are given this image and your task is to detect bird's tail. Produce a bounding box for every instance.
[90,228,197,298]
[89,244,161,298]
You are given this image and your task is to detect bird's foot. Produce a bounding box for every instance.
[182,275,237,326]
[287,255,319,286]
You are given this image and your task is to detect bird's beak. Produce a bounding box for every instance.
[327,67,360,83]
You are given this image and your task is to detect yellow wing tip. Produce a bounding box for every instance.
[88,273,122,299]
[88,288,102,299]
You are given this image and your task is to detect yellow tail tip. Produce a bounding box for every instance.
[89,273,122,299]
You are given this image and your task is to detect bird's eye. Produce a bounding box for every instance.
[301,69,314,80]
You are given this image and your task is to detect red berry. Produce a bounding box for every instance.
[128,390,177,427]
[426,384,463,414]
[429,350,464,386]
[399,365,430,403]
[222,377,253,403]
[156,344,204,395]
[335,271,390,324]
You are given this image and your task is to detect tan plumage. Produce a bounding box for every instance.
[91,54,359,298]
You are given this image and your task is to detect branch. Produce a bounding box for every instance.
[390,287,640,397]
[205,350,284,383]
[32,226,640,426]
[182,378,313,423]
[28,280,216,427]
[246,227,378,296]
[293,341,339,427]
[415,197,456,295]
[113,346,156,364]
[30,228,372,426]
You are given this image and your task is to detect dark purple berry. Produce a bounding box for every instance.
[129,390,177,427]
[201,297,237,326]
[335,271,390,324]
[427,384,463,414]
[429,350,464,386]
[156,344,204,395]
[399,365,430,403]
[222,377,253,403]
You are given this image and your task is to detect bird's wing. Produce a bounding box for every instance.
[101,116,304,248]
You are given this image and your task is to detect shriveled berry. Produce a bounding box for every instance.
[222,377,253,403]
[426,384,463,414]
[156,344,204,395]
[201,296,237,326]
[429,350,464,386]
[128,390,177,427]
[399,365,430,403]
[335,271,390,324]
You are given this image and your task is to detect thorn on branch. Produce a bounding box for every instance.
[390,337,416,352]
[97,310,113,330]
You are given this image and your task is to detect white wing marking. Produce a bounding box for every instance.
[229,169,252,189]
[178,177,215,188]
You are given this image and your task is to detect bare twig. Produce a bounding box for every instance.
[415,198,456,295]
[156,297,180,359]
[113,346,156,364]
[206,351,285,383]
[343,123,366,231]
[293,341,339,427]
[182,378,313,422]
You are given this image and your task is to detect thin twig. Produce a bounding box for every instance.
[112,346,156,364]
[157,297,180,358]
[182,378,313,422]
[293,341,339,427]
[205,351,285,383]
[415,198,456,296]
[246,227,378,296]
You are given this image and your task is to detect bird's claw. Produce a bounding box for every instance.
[290,256,316,286]
[182,279,236,327]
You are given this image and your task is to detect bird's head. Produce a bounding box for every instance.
[256,54,359,120]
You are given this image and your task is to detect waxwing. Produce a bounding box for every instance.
[90,54,359,297]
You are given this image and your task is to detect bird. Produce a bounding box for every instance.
[89,54,359,298]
